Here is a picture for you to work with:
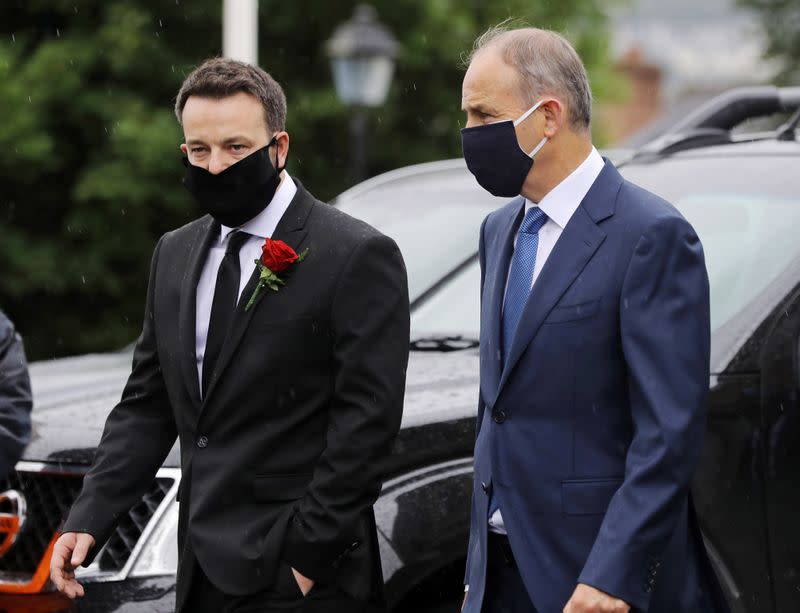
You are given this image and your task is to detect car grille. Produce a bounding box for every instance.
[97,477,173,572]
[0,465,176,586]
[0,470,82,580]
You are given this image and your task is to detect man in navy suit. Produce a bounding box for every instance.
[459,26,727,613]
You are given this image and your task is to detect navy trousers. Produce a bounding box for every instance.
[483,533,538,613]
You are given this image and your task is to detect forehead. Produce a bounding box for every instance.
[462,46,524,111]
[181,92,267,140]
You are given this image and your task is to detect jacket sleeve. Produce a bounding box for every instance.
[577,216,711,611]
[0,312,33,479]
[282,234,410,582]
[62,236,178,565]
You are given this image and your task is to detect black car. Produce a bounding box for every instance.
[0,86,799,613]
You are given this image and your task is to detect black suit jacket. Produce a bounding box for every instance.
[63,182,410,604]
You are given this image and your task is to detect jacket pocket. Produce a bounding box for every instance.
[561,477,623,515]
[253,473,313,503]
[543,299,600,324]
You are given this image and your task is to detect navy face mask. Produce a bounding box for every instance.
[461,100,548,198]
[183,137,283,227]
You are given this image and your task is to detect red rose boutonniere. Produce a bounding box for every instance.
[245,238,309,311]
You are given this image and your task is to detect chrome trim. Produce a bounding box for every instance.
[0,489,27,534]
[380,457,472,496]
[13,460,90,475]
[9,460,181,584]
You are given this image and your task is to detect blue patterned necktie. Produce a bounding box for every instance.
[488,207,548,521]
[502,207,549,361]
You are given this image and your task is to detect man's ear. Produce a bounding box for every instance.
[180,143,188,154]
[274,131,290,169]
[540,99,564,138]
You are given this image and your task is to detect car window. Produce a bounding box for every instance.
[621,155,800,331]
[411,260,481,339]
[407,154,800,340]
[335,164,503,301]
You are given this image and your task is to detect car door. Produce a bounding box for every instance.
[760,282,800,613]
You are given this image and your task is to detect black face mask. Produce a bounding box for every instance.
[183,137,284,227]
[460,100,548,198]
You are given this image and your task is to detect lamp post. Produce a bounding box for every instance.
[223,0,259,65]
[326,5,399,183]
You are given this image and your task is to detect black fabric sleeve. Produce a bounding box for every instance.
[62,237,178,565]
[282,234,410,581]
[0,311,32,479]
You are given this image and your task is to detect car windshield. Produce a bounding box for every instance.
[406,153,800,341]
[335,162,505,302]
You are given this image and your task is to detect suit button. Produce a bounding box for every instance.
[481,482,489,493]
[493,410,506,424]
[349,540,360,551]
[197,436,209,448]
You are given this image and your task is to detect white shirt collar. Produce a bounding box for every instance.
[525,147,605,229]
[220,171,298,241]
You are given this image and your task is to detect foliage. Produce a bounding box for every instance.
[738,0,800,84]
[0,0,615,359]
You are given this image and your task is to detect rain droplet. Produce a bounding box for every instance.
[11,33,15,43]
[81,276,86,284]
[56,28,61,37]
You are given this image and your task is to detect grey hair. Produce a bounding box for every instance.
[175,57,287,133]
[469,25,592,133]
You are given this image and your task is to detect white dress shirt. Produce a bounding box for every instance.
[489,147,605,534]
[195,172,297,396]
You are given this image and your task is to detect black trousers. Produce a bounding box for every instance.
[482,533,539,613]
[178,548,366,613]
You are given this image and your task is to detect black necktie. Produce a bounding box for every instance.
[202,230,251,397]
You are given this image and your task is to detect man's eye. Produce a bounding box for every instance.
[190,147,206,154]
[230,144,245,152]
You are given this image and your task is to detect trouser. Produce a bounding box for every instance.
[176,543,366,613]
[482,532,539,613]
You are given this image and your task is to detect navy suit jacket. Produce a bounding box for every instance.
[464,161,725,612]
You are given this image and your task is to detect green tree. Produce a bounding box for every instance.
[1,0,616,360]
[738,0,800,84]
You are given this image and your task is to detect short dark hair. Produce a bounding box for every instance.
[174,58,287,133]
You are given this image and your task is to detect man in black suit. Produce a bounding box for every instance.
[50,58,410,613]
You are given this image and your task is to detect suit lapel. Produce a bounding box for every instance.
[201,184,314,408]
[481,199,524,403]
[178,216,218,409]
[493,160,622,403]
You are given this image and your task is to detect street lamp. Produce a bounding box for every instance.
[326,4,399,182]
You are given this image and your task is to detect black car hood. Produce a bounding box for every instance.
[24,348,480,467]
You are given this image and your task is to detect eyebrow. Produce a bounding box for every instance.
[184,135,253,146]
[462,101,498,115]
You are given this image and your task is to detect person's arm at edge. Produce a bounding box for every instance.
[0,312,32,479]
